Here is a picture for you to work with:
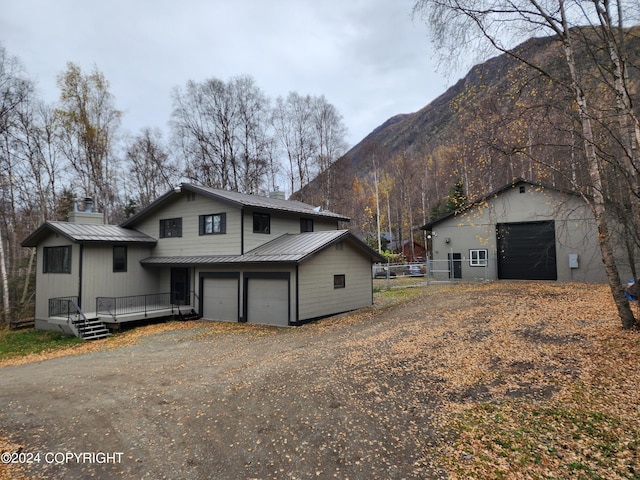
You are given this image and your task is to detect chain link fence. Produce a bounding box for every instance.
[373,259,491,289]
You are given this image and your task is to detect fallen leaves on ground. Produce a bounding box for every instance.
[1,282,639,479]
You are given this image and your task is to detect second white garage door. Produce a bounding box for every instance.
[202,277,239,322]
[246,278,289,326]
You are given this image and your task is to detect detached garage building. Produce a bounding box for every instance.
[422,179,607,283]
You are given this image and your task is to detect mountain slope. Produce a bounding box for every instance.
[294,27,640,235]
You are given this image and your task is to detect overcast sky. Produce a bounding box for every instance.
[1,0,460,147]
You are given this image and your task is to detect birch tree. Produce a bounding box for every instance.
[413,0,640,328]
[55,62,122,222]
[0,45,34,324]
[124,128,178,209]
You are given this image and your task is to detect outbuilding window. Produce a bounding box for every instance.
[470,249,488,267]
[43,245,72,273]
[334,274,346,289]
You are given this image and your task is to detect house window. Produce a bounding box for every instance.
[160,218,182,238]
[470,249,488,267]
[300,218,313,233]
[43,246,72,273]
[199,213,226,235]
[113,246,127,272]
[334,274,346,289]
[253,213,270,234]
[519,186,526,193]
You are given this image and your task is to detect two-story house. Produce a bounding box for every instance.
[22,184,384,338]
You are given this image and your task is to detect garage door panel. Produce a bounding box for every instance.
[247,278,289,326]
[497,221,557,280]
[202,278,239,321]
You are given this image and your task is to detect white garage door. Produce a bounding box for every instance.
[246,278,289,326]
[202,278,238,322]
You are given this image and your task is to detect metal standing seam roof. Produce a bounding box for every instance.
[121,183,350,228]
[140,230,384,266]
[185,184,350,221]
[21,221,157,247]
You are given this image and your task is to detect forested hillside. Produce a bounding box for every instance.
[2,22,640,325]
[295,27,640,251]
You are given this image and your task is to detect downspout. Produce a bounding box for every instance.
[78,244,83,309]
[240,208,245,255]
[295,264,299,324]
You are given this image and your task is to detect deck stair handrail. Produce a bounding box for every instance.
[67,298,89,330]
[44,296,113,340]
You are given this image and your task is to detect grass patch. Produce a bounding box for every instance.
[0,328,83,361]
[444,401,640,479]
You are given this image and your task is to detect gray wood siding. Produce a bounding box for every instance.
[243,211,338,251]
[34,236,80,320]
[80,245,158,313]
[134,195,243,256]
[298,242,373,321]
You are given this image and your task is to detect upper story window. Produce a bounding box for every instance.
[300,218,313,233]
[253,213,270,234]
[43,245,72,273]
[113,246,127,272]
[199,213,226,235]
[160,218,182,238]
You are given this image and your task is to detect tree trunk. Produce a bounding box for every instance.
[561,26,636,329]
[0,225,10,324]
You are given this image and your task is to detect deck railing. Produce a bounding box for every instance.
[50,292,198,322]
[96,292,177,321]
[48,296,79,318]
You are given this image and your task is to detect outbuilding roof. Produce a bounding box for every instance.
[140,230,384,266]
[122,183,350,228]
[21,221,157,247]
[421,178,583,231]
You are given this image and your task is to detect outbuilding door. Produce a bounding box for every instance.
[201,275,239,322]
[496,221,557,280]
[245,275,289,326]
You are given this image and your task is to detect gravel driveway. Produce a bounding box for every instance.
[0,291,452,480]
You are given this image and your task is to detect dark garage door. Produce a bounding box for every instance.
[497,221,557,280]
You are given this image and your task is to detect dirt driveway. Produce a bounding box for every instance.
[1,282,632,480]
[0,287,458,480]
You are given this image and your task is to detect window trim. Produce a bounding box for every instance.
[199,212,227,235]
[470,249,488,267]
[160,218,182,238]
[334,274,346,289]
[300,218,314,233]
[253,212,271,234]
[43,245,72,274]
[113,245,128,272]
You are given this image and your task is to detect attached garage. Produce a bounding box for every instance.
[244,274,290,326]
[497,221,557,280]
[201,274,240,322]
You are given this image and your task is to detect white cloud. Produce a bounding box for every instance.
[1,0,459,146]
